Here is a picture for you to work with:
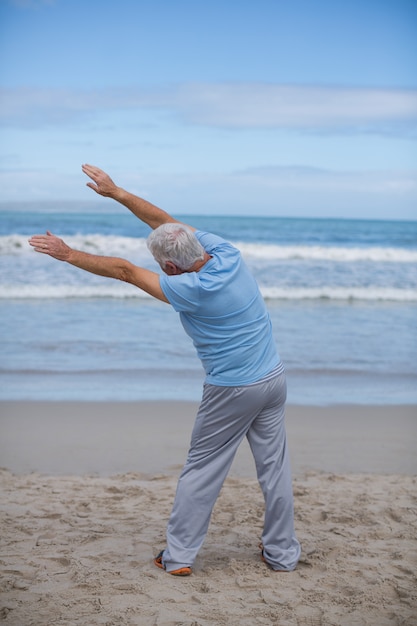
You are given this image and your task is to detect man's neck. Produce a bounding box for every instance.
[188,252,212,273]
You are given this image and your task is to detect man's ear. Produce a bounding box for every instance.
[164,261,181,275]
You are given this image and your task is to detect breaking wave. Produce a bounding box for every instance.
[1,284,415,302]
[2,234,417,263]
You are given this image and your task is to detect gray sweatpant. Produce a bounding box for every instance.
[161,367,301,572]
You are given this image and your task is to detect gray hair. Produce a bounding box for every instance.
[147,223,205,270]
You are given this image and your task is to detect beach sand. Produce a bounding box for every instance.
[1,402,416,625]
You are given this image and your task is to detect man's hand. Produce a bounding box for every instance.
[82,164,118,197]
[81,162,195,231]
[28,231,71,261]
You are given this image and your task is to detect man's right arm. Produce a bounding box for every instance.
[29,231,169,303]
[82,164,196,231]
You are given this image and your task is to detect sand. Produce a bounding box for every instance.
[1,401,416,626]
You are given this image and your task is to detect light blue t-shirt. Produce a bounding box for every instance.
[159,231,280,386]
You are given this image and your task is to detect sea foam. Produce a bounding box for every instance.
[2,234,417,263]
[2,284,415,302]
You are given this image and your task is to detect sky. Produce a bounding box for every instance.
[0,0,416,219]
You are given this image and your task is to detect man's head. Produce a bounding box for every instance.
[147,223,205,275]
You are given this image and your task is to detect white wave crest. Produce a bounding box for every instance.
[260,287,417,302]
[1,284,415,302]
[0,234,150,257]
[2,234,416,263]
[235,241,417,263]
[1,283,153,299]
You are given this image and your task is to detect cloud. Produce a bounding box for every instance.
[1,83,417,135]
[1,164,416,219]
[175,84,417,132]
[11,164,417,198]
[231,165,417,194]
[144,165,417,218]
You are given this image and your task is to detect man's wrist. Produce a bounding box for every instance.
[112,186,129,203]
[65,247,76,263]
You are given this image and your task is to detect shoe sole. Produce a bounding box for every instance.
[154,552,192,576]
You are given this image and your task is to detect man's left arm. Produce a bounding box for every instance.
[29,231,169,303]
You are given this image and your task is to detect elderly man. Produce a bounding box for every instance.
[29,164,301,576]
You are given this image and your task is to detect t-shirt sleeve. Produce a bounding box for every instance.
[195,230,236,254]
[159,271,201,313]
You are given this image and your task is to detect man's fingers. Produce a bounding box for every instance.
[29,235,44,245]
[82,164,100,178]
[29,241,48,253]
[29,233,56,254]
[82,164,115,197]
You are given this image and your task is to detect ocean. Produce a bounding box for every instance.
[1,207,416,405]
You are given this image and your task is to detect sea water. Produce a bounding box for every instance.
[1,207,416,405]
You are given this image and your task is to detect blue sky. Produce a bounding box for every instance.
[0,0,416,218]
